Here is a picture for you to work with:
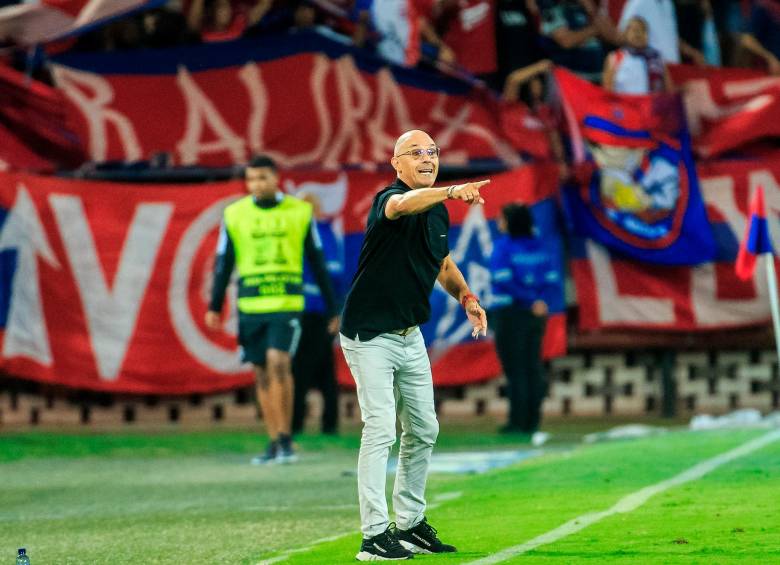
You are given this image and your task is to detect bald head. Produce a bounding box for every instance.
[394,129,434,157]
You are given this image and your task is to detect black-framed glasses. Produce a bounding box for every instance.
[394,147,440,160]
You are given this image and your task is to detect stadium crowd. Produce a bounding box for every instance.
[2,1,780,94]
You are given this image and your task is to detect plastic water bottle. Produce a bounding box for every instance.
[16,549,30,565]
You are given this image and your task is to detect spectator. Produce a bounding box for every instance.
[438,0,498,78]
[494,0,543,91]
[186,0,272,42]
[292,192,344,436]
[140,7,194,48]
[603,16,671,93]
[675,0,721,65]
[619,0,706,64]
[489,203,559,439]
[304,0,373,46]
[539,0,619,82]
[368,0,454,67]
[740,0,780,75]
[502,59,567,174]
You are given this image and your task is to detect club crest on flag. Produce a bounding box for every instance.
[557,69,715,265]
[583,126,685,247]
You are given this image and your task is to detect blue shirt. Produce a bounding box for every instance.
[489,235,561,309]
[303,220,345,314]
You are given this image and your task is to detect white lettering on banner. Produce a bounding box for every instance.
[176,65,247,165]
[681,79,766,139]
[429,95,522,168]
[0,186,60,365]
[722,77,780,99]
[241,56,333,167]
[691,262,769,326]
[431,205,492,354]
[322,56,373,169]
[49,196,173,380]
[55,54,516,167]
[367,67,414,163]
[691,172,780,325]
[588,240,675,324]
[747,170,780,251]
[169,196,245,373]
[51,65,142,162]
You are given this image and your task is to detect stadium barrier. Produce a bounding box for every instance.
[1,348,776,429]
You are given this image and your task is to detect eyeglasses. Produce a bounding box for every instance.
[394,147,440,160]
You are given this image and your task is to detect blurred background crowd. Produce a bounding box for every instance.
[1,1,779,95]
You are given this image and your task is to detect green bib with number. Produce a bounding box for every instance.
[223,195,312,314]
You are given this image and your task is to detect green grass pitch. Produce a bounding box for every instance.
[1,421,778,564]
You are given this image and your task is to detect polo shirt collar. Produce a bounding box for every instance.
[391,178,413,192]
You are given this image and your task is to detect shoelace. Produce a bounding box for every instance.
[377,523,405,551]
[415,519,440,542]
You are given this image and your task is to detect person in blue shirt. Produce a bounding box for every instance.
[490,203,560,435]
[292,193,345,435]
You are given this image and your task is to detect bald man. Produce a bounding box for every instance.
[340,130,489,561]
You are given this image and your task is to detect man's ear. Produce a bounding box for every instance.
[390,156,400,173]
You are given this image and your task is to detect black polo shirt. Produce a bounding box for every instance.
[340,178,450,341]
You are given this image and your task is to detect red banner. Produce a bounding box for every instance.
[572,159,780,331]
[49,31,536,169]
[0,64,84,172]
[0,164,563,393]
[670,65,780,158]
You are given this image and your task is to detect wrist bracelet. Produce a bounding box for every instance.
[461,293,479,309]
[446,185,455,199]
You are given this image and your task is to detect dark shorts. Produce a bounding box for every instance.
[238,312,302,365]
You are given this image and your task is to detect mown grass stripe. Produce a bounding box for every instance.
[465,428,780,565]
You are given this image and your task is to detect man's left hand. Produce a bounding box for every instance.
[465,300,487,338]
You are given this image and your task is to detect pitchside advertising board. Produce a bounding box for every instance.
[0,165,564,394]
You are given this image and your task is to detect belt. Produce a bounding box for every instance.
[389,326,417,337]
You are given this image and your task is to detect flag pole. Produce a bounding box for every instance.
[767,254,780,364]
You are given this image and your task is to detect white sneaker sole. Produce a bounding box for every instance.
[355,550,412,561]
[250,458,275,465]
[399,540,432,554]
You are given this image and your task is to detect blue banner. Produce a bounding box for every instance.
[557,69,716,265]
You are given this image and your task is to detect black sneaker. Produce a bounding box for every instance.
[356,523,414,561]
[250,441,278,465]
[276,434,298,464]
[396,517,456,554]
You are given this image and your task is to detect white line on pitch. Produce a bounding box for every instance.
[465,428,780,565]
[255,491,463,564]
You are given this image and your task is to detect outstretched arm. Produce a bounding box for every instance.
[385,180,491,219]
[437,254,487,338]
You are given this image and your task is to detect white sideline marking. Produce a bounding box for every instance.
[255,491,463,564]
[465,429,780,565]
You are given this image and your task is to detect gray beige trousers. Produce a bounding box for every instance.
[340,328,439,538]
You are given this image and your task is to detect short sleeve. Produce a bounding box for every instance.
[373,188,405,224]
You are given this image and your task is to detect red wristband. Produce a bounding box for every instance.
[461,293,479,309]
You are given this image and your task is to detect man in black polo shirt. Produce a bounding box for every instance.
[340,129,489,561]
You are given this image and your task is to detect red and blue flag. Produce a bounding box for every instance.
[736,186,775,280]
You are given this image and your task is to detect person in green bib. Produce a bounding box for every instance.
[206,155,339,464]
